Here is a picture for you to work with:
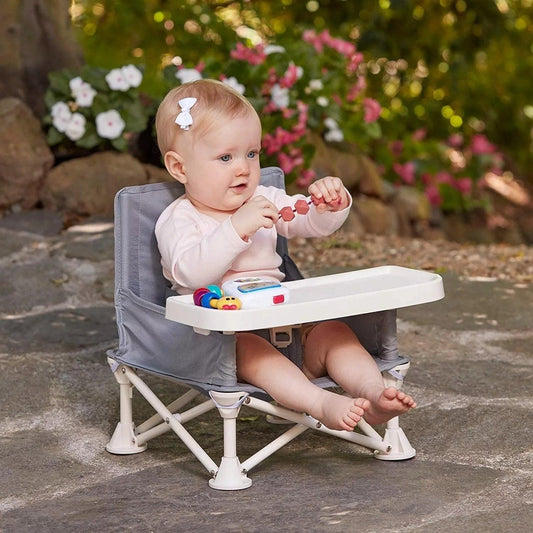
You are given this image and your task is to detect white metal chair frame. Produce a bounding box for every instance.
[105,168,444,490]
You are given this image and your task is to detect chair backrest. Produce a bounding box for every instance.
[114,166,293,308]
[110,166,304,388]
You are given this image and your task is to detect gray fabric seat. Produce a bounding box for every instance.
[107,166,407,397]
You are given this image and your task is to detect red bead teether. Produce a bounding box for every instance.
[278,197,313,222]
[294,199,310,215]
[279,206,295,221]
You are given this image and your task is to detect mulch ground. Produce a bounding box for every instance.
[289,233,533,283]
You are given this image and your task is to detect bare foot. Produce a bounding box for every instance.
[363,387,416,426]
[310,391,370,431]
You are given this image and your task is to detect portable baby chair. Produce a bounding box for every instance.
[106,166,444,490]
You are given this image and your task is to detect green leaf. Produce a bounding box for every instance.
[365,121,382,139]
[123,103,149,132]
[47,70,73,97]
[76,132,100,149]
[111,136,128,151]
[46,127,64,146]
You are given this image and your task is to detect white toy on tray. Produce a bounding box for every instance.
[192,278,289,310]
[222,278,290,309]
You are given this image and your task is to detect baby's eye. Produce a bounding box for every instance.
[247,150,259,159]
[219,154,231,162]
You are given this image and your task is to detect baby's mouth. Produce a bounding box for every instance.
[231,183,248,192]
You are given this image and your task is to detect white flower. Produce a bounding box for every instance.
[69,77,97,107]
[308,79,324,91]
[75,83,97,107]
[317,96,329,107]
[51,102,72,132]
[121,65,143,88]
[96,110,125,139]
[264,44,286,55]
[324,128,344,143]
[69,77,85,94]
[223,76,245,95]
[105,68,130,91]
[324,118,339,130]
[65,113,86,141]
[324,117,344,143]
[270,84,290,109]
[176,68,202,84]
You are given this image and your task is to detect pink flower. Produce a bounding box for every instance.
[470,134,496,155]
[302,30,324,53]
[262,127,296,155]
[279,63,301,89]
[362,98,381,123]
[296,168,316,188]
[425,184,442,206]
[435,171,454,185]
[302,29,356,57]
[393,162,416,185]
[421,172,433,185]
[412,128,427,141]
[455,177,473,194]
[329,36,356,57]
[278,149,304,175]
[447,133,463,148]
[230,43,266,65]
[347,77,367,101]
[347,52,364,73]
[390,140,404,158]
[293,101,309,135]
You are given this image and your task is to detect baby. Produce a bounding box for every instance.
[155,79,415,431]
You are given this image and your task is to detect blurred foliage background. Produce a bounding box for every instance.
[70,0,532,185]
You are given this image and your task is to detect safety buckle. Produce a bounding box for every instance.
[269,325,300,348]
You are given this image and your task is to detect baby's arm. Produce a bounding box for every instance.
[157,215,249,291]
[271,178,352,239]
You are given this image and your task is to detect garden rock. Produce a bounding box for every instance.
[392,186,431,237]
[354,196,398,235]
[308,133,384,197]
[40,152,152,216]
[0,97,54,211]
[145,163,173,184]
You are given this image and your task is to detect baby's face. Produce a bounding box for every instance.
[179,112,262,218]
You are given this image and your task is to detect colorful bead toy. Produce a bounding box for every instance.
[193,285,242,310]
[278,197,313,222]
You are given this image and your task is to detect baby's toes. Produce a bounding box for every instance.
[342,415,358,429]
[354,398,370,412]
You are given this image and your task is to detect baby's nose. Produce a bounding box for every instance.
[236,159,250,175]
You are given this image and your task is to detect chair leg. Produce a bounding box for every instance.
[374,362,416,461]
[208,391,252,490]
[106,362,148,455]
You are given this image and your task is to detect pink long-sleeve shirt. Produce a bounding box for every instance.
[155,185,351,294]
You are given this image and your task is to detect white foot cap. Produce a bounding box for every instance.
[209,457,252,490]
[374,427,416,461]
[106,422,147,455]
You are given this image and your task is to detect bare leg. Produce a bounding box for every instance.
[302,321,416,426]
[236,333,368,431]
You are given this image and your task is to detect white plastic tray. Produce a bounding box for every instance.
[165,265,444,333]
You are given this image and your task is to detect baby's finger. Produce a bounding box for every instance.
[321,177,343,204]
[310,177,341,204]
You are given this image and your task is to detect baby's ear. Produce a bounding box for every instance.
[164,151,187,184]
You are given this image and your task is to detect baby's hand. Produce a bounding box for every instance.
[308,176,350,213]
[231,195,278,241]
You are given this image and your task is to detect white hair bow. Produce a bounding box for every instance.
[175,97,197,130]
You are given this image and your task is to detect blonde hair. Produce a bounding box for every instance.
[155,79,260,155]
